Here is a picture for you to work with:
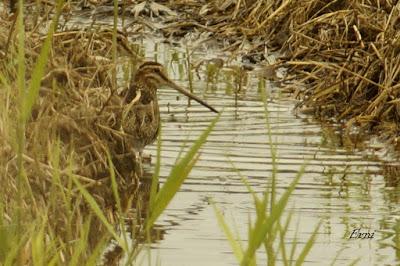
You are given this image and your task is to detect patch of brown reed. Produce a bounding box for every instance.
[0,16,144,252]
[279,1,400,149]
[157,0,400,150]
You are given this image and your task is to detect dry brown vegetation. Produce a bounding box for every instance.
[156,0,400,152]
[0,10,151,261]
[282,1,400,150]
[2,23,141,197]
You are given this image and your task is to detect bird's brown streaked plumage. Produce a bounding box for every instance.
[120,61,218,171]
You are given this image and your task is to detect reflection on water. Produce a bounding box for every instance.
[136,40,400,265]
[67,14,400,265]
[102,170,166,265]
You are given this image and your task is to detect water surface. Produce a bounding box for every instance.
[139,39,400,266]
[67,13,400,265]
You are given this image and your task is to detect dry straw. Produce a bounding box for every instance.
[158,0,400,151]
[0,12,143,225]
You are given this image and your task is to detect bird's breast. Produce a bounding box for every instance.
[122,99,160,150]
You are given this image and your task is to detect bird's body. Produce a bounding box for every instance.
[118,61,218,175]
[121,85,159,153]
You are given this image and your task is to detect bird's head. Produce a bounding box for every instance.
[134,62,171,89]
[134,61,218,113]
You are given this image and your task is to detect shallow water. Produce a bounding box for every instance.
[136,40,400,265]
[65,12,400,265]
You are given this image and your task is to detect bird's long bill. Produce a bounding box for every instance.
[167,81,219,113]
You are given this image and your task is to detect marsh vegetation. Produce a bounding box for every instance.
[1,1,400,265]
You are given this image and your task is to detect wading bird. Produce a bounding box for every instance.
[120,61,218,175]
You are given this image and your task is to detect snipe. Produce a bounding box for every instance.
[120,61,218,174]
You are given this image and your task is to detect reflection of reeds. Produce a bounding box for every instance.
[382,163,400,187]
[186,46,193,107]
[212,88,319,265]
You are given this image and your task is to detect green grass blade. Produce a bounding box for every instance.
[21,0,65,122]
[211,201,244,263]
[289,218,301,265]
[31,225,45,266]
[16,0,27,235]
[0,203,10,262]
[3,229,30,266]
[241,177,266,222]
[68,216,91,266]
[146,113,220,229]
[241,165,305,266]
[85,236,110,266]
[107,152,122,215]
[107,152,129,251]
[295,222,321,266]
[147,152,200,229]
[150,126,162,210]
[348,257,361,266]
[329,248,345,266]
[277,212,294,266]
[71,176,127,252]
